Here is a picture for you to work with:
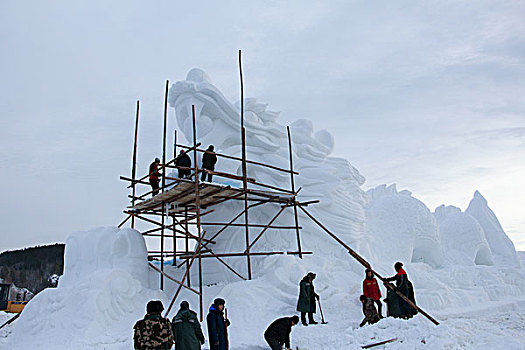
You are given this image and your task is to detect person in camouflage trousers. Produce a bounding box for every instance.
[134,300,174,350]
[359,295,380,327]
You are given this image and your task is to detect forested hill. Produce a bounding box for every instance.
[0,244,64,293]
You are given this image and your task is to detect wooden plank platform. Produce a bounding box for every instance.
[129,181,293,212]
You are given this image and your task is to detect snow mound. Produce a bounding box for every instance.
[366,184,444,268]
[7,227,164,350]
[466,191,520,267]
[434,205,494,266]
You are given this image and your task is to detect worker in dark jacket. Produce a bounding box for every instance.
[206,298,230,350]
[359,295,380,327]
[175,150,192,179]
[384,262,412,318]
[149,158,161,196]
[172,301,204,350]
[296,272,319,326]
[264,315,299,350]
[201,145,217,182]
[363,268,383,318]
[134,300,174,350]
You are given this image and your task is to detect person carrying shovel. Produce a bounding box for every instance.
[296,272,325,326]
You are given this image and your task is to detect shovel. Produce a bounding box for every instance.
[317,299,328,324]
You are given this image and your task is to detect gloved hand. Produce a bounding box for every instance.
[225,319,231,327]
[315,294,320,300]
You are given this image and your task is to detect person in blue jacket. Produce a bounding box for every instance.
[206,298,230,350]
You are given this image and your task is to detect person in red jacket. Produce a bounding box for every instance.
[363,268,383,318]
[149,158,161,197]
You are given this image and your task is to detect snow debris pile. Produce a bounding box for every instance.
[4,70,525,349]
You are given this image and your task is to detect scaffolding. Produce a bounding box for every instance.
[118,51,439,325]
[119,91,316,320]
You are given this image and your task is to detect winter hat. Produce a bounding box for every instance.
[180,301,189,310]
[155,157,160,163]
[213,298,226,307]
[394,262,403,270]
[291,315,300,324]
[359,295,367,302]
[307,272,316,279]
[147,300,164,314]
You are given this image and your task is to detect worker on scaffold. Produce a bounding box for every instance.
[201,145,217,182]
[149,157,161,197]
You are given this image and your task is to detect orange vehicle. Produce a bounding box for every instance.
[0,283,32,313]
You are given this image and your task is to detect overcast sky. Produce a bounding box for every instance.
[1,0,524,252]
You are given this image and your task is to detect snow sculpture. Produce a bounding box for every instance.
[434,205,494,266]
[366,184,444,268]
[8,227,159,349]
[168,68,369,282]
[466,191,520,267]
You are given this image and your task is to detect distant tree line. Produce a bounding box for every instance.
[0,243,64,293]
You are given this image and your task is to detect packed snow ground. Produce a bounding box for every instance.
[3,70,525,349]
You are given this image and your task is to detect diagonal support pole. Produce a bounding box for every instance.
[298,206,439,326]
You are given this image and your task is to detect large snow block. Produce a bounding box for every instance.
[7,227,161,350]
[466,191,520,267]
[366,185,444,268]
[434,205,494,266]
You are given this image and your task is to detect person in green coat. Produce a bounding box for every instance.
[172,301,205,350]
[296,272,319,326]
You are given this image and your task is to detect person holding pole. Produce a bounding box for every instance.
[149,158,161,196]
[206,298,230,350]
[384,262,416,319]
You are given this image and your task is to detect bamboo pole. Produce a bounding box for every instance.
[176,251,311,258]
[201,222,301,229]
[287,126,303,258]
[159,80,169,290]
[185,207,190,287]
[131,100,140,228]
[173,130,177,266]
[148,263,199,294]
[298,206,439,326]
[245,206,286,251]
[191,104,204,321]
[239,50,252,280]
[164,230,208,318]
[175,143,298,175]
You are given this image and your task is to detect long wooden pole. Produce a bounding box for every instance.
[192,104,204,321]
[173,130,177,266]
[239,50,252,280]
[175,143,298,175]
[131,100,140,228]
[298,206,439,326]
[185,207,190,287]
[160,80,169,290]
[287,126,302,258]
[164,231,208,318]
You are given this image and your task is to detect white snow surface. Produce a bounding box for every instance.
[4,70,525,349]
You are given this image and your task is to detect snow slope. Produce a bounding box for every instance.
[4,70,525,349]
